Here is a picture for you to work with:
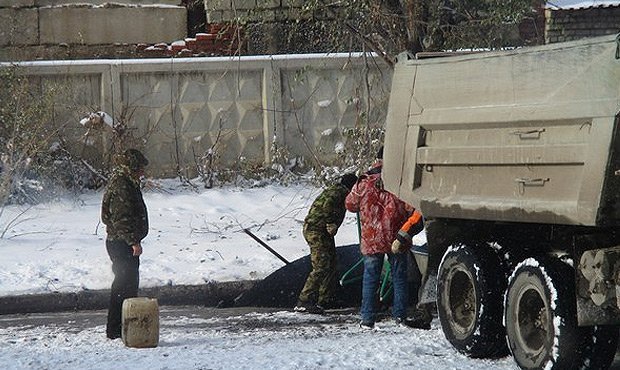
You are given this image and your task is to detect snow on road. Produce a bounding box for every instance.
[0,308,516,370]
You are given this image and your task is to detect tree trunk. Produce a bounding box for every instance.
[401,0,425,54]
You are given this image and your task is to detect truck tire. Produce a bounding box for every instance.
[436,244,508,358]
[504,257,582,370]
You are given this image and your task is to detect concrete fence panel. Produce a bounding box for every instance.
[6,54,390,178]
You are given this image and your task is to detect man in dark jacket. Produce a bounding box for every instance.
[101,149,149,339]
[294,173,358,314]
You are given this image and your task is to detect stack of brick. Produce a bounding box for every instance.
[143,23,245,57]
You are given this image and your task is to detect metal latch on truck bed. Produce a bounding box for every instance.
[514,178,549,186]
[515,177,549,194]
[511,128,545,139]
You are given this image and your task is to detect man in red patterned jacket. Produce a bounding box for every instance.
[345,147,419,329]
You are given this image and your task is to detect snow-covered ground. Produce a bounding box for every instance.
[0,179,517,370]
[0,180,350,296]
[0,307,517,370]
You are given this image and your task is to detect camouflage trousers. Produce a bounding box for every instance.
[298,225,338,306]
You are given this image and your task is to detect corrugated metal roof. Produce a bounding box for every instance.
[545,0,620,9]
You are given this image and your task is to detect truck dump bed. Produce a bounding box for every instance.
[383,34,620,227]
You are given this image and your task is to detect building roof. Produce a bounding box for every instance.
[545,0,620,9]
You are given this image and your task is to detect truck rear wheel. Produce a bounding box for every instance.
[437,244,508,358]
[505,257,582,369]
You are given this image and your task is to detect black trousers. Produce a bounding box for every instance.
[106,239,139,337]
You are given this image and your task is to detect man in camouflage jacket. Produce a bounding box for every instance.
[101,149,149,339]
[295,173,357,314]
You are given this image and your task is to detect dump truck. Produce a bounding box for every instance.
[383,34,620,369]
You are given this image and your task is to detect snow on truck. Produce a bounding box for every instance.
[383,34,620,369]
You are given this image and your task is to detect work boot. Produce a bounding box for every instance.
[395,317,431,330]
[359,321,375,330]
[294,300,325,314]
[106,328,121,340]
[408,317,431,330]
[407,305,433,329]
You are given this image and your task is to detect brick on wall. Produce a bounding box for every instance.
[233,0,256,10]
[206,0,302,23]
[221,9,245,20]
[546,7,620,43]
[205,0,232,11]
[286,6,312,20]
[282,0,303,7]
[207,0,281,11]
[256,0,280,9]
[257,9,275,21]
[207,9,223,22]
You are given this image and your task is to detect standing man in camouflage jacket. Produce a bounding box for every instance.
[101,149,149,339]
[294,173,358,314]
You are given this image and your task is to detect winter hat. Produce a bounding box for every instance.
[121,149,149,171]
[340,173,358,190]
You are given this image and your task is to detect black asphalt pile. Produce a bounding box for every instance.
[233,244,363,309]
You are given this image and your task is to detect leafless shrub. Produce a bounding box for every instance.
[0,66,67,206]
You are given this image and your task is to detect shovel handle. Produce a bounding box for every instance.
[243,228,290,265]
